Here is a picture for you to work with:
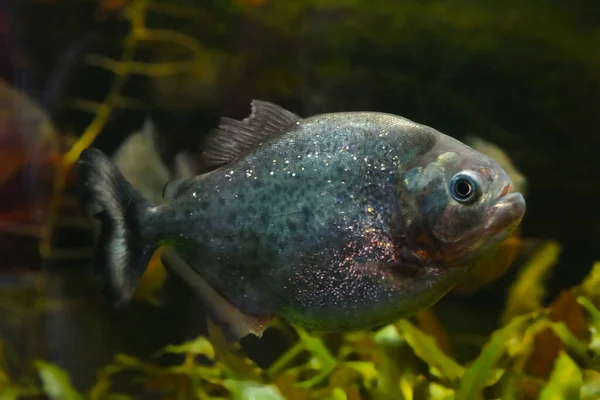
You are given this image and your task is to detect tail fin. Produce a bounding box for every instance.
[76,147,156,306]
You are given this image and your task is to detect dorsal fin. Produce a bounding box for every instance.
[202,100,302,167]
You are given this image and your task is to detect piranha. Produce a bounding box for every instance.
[76,100,526,340]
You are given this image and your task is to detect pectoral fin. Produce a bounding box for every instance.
[161,249,272,341]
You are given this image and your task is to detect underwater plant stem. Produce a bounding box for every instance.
[500,241,561,325]
[266,341,304,379]
[85,55,198,77]
[39,0,150,258]
[135,28,203,54]
[266,328,338,389]
[68,97,148,114]
[147,2,210,20]
[39,0,207,259]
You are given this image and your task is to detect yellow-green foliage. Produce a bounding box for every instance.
[2,244,600,399]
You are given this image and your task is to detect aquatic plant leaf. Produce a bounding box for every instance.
[207,319,263,380]
[92,394,134,400]
[269,328,337,389]
[326,362,391,400]
[377,324,444,399]
[395,320,464,382]
[527,289,588,378]
[372,325,413,400]
[455,314,534,400]
[414,310,453,356]
[153,336,215,359]
[500,241,561,325]
[581,370,600,400]
[0,382,41,400]
[538,351,582,400]
[270,366,312,400]
[343,361,380,390]
[373,324,401,345]
[164,364,223,379]
[88,355,137,399]
[498,316,556,400]
[88,379,113,400]
[35,360,83,400]
[0,388,27,400]
[338,331,381,365]
[500,315,592,398]
[577,296,600,353]
[325,387,347,400]
[547,322,593,367]
[581,262,600,302]
[223,379,285,400]
[429,382,455,400]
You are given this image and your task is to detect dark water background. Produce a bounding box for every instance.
[0,0,599,391]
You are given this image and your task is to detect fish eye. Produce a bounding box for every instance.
[450,173,480,203]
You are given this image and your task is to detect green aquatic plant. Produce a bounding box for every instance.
[2,241,600,399]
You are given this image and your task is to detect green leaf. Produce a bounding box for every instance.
[35,360,83,400]
[538,351,583,400]
[396,320,464,382]
[94,395,135,400]
[344,361,380,389]
[0,388,26,400]
[268,328,337,389]
[153,336,215,359]
[373,325,412,400]
[578,296,600,326]
[455,314,534,400]
[581,262,600,299]
[223,379,286,400]
[581,370,600,400]
[578,296,600,354]
[325,387,347,400]
[374,324,403,348]
[548,321,593,367]
[429,382,455,400]
[164,364,223,380]
[88,378,113,400]
[0,385,41,400]
[500,241,561,324]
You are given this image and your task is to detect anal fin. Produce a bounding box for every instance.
[161,249,272,341]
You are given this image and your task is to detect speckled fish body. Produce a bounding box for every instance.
[76,101,526,339]
[155,112,437,330]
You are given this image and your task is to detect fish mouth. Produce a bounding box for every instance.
[485,192,526,236]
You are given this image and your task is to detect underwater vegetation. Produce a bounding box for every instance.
[1,243,600,399]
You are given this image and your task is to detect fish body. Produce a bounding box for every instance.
[77,101,525,339]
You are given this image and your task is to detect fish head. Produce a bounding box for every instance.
[399,136,526,267]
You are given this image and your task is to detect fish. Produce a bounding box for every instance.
[76,100,526,341]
